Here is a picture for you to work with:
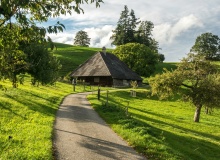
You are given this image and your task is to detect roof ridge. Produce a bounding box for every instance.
[99,52,111,75]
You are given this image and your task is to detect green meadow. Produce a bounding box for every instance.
[1,44,219,159]
[87,89,220,160]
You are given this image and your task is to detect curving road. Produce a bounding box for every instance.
[53,92,146,160]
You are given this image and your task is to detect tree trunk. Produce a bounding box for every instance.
[194,105,202,122]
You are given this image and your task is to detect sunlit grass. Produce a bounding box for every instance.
[87,89,220,160]
[0,77,98,159]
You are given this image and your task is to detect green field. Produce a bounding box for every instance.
[87,89,220,160]
[0,77,103,159]
[1,43,219,159]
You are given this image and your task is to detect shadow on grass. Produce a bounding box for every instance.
[93,101,220,160]
[4,92,57,117]
[0,102,26,119]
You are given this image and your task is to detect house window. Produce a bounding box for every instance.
[94,77,100,83]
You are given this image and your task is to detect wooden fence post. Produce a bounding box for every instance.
[106,90,109,107]
[98,87,100,100]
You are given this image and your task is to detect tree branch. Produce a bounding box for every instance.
[181,83,193,89]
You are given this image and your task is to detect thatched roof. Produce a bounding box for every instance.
[71,52,142,81]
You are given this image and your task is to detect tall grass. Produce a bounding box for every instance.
[87,89,220,160]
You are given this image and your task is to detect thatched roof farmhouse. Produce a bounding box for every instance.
[70,48,142,87]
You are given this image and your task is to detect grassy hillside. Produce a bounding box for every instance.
[53,43,178,83]
[53,43,113,77]
[88,89,220,160]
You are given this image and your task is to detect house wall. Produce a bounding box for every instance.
[76,76,142,87]
[77,76,113,86]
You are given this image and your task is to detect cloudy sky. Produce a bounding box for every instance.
[45,0,220,62]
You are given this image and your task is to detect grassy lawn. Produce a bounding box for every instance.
[87,89,220,160]
[0,77,100,159]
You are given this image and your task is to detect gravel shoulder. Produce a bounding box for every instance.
[53,92,146,160]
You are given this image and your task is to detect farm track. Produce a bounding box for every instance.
[53,92,146,160]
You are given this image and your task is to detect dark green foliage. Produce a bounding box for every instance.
[0,0,103,87]
[111,5,160,53]
[24,44,61,85]
[0,23,62,87]
[74,30,91,47]
[111,5,164,77]
[0,24,27,87]
[191,32,220,61]
[113,43,158,77]
[110,5,140,45]
[158,53,165,62]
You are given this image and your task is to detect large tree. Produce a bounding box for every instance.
[110,5,140,46]
[0,0,103,87]
[149,53,220,122]
[73,30,91,47]
[191,32,220,61]
[110,5,160,53]
[112,43,158,77]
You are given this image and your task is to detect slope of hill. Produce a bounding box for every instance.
[53,43,178,81]
[53,43,107,77]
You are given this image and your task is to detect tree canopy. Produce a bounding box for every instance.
[0,0,103,27]
[74,30,91,47]
[110,5,160,53]
[0,0,103,87]
[190,32,220,61]
[149,53,220,122]
[113,43,158,77]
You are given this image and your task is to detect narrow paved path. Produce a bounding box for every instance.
[53,92,146,160]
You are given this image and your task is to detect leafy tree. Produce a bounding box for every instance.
[110,5,140,45]
[136,21,155,50]
[110,6,159,53]
[149,53,220,122]
[158,53,165,62]
[24,43,61,86]
[0,0,103,87]
[191,32,220,61]
[0,24,27,88]
[113,43,158,77]
[0,0,103,28]
[73,30,91,47]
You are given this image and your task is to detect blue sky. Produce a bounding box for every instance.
[46,0,220,62]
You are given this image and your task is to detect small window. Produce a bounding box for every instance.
[94,77,100,82]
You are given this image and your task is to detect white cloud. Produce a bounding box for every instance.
[48,32,74,45]
[169,14,203,42]
[46,0,220,62]
[153,14,203,44]
[50,25,115,48]
[85,25,114,48]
